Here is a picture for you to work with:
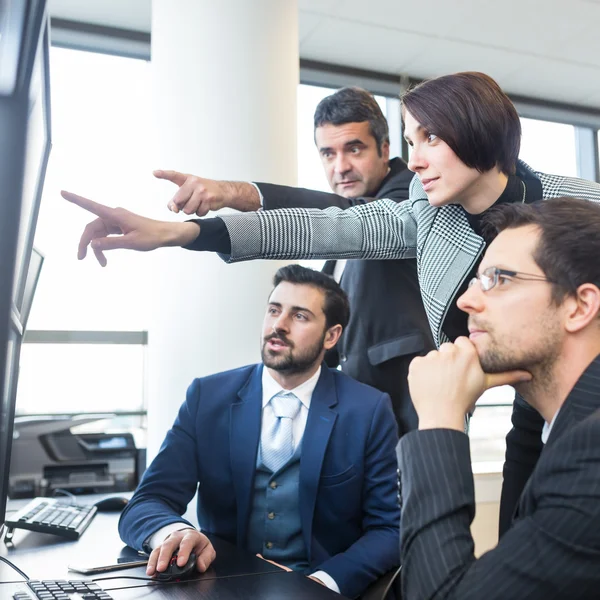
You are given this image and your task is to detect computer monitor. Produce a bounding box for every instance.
[20,247,45,332]
[0,0,51,536]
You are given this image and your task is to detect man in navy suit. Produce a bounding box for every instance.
[119,264,400,599]
[400,198,600,599]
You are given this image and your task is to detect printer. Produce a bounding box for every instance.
[9,415,139,499]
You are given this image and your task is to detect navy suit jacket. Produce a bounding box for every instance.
[119,364,400,599]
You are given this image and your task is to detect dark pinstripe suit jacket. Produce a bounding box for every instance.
[398,355,600,600]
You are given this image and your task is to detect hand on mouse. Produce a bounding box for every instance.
[147,528,216,576]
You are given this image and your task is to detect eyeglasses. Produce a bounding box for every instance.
[468,266,554,292]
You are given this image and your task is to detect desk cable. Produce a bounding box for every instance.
[93,575,156,583]
[0,554,30,583]
[51,489,78,505]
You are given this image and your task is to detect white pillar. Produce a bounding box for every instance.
[147,0,298,460]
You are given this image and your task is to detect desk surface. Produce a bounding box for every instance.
[1,497,346,599]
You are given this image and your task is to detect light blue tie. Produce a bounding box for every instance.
[261,391,302,473]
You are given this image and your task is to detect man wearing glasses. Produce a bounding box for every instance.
[399,197,600,599]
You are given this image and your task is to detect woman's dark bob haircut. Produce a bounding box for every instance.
[402,72,521,175]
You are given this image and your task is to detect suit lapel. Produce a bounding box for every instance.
[230,365,263,547]
[545,355,600,446]
[299,367,338,557]
[514,355,600,521]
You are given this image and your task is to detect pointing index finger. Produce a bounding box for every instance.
[61,190,112,219]
[153,169,188,186]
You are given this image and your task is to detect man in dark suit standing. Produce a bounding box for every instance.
[150,87,435,436]
[119,265,400,600]
[399,198,600,600]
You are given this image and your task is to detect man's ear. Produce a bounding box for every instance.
[381,140,390,162]
[564,283,600,333]
[323,324,343,350]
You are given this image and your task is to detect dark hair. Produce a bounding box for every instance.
[272,264,350,330]
[482,197,600,305]
[314,87,389,156]
[401,72,521,175]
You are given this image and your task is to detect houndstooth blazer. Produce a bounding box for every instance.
[220,161,600,347]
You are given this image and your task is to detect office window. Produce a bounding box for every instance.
[18,47,152,416]
[29,47,153,332]
[519,117,577,177]
[469,387,514,469]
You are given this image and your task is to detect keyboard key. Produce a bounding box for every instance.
[26,580,114,600]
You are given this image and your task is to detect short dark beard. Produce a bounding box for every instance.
[261,330,326,375]
[478,316,562,400]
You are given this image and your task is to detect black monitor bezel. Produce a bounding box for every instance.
[0,323,21,532]
[19,246,45,333]
[0,0,50,533]
[11,16,52,324]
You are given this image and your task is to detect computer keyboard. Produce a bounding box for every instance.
[4,497,97,541]
[12,580,113,600]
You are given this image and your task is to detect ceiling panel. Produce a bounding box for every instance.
[299,18,426,74]
[298,0,343,13]
[335,0,474,38]
[298,11,324,45]
[541,23,600,67]
[400,39,524,83]
[500,55,600,105]
[47,0,600,109]
[580,90,600,107]
[429,0,596,57]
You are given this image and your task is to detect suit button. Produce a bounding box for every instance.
[268,512,275,520]
[266,541,273,549]
[340,354,347,362]
[269,481,278,489]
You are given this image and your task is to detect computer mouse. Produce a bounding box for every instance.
[94,496,130,512]
[155,552,197,581]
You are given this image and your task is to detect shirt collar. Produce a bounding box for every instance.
[261,365,322,410]
[541,407,561,444]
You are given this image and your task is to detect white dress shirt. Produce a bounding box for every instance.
[541,407,561,444]
[148,366,340,593]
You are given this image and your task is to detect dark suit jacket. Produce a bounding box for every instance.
[119,364,400,599]
[397,355,600,600]
[257,158,435,435]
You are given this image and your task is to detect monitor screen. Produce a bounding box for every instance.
[0,0,50,534]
